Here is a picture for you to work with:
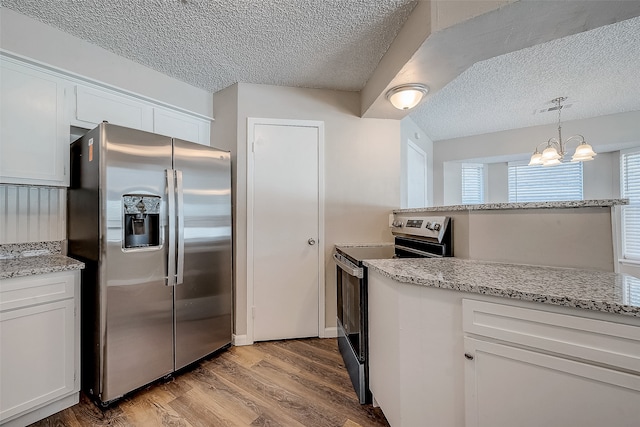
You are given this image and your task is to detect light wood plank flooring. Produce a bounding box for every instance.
[29,338,389,427]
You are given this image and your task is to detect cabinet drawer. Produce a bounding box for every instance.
[462,299,640,374]
[0,272,75,312]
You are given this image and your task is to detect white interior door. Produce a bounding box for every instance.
[249,119,323,342]
[407,139,428,208]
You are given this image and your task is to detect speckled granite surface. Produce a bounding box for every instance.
[0,255,84,279]
[363,258,640,318]
[0,241,63,258]
[0,241,84,279]
[335,242,394,248]
[394,199,628,213]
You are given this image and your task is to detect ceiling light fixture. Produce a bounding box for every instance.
[528,97,597,166]
[386,84,429,110]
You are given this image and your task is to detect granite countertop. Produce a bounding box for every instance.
[0,254,85,279]
[363,257,640,318]
[394,199,628,213]
[335,242,394,248]
[0,241,85,279]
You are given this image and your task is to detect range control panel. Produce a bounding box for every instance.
[391,215,450,242]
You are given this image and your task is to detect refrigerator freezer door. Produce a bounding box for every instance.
[173,139,232,369]
[101,124,174,401]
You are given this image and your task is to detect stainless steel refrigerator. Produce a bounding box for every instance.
[68,122,232,405]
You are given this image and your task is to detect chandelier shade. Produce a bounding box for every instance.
[529,97,597,167]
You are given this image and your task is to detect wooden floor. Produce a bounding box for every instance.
[30,338,389,427]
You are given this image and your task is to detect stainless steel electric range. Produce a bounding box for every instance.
[333,215,453,404]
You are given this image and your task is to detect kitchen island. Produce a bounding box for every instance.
[364,257,640,427]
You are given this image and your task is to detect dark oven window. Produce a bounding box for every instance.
[336,265,364,360]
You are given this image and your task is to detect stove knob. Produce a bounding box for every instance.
[425,222,432,230]
[433,223,441,231]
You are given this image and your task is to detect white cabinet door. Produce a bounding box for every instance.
[0,271,79,426]
[0,58,70,186]
[464,337,640,427]
[153,108,211,145]
[74,85,153,131]
[0,299,76,422]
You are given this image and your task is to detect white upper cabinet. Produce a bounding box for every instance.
[1,53,213,187]
[73,85,153,132]
[0,57,71,186]
[153,108,211,146]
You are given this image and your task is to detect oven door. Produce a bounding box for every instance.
[334,253,365,361]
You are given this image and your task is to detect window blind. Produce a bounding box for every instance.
[508,161,583,202]
[461,163,484,204]
[621,150,640,260]
[624,276,640,305]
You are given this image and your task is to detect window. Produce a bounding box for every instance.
[508,161,583,202]
[461,163,484,204]
[621,150,640,261]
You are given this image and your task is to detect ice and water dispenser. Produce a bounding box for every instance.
[123,195,161,249]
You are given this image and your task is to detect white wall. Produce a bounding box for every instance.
[433,111,640,205]
[443,162,462,205]
[486,162,508,203]
[213,83,401,337]
[0,7,212,117]
[400,116,433,207]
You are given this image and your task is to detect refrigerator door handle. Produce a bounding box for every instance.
[176,170,185,285]
[166,169,177,286]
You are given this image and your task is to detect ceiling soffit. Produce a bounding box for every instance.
[362,0,640,123]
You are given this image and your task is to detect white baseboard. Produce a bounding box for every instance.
[323,326,338,338]
[234,330,336,344]
[232,334,252,346]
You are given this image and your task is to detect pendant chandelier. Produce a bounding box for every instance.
[528,97,597,166]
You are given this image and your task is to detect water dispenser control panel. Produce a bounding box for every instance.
[123,195,161,249]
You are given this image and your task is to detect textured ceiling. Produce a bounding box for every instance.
[4,0,639,143]
[411,15,640,141]
[2,0,416,92]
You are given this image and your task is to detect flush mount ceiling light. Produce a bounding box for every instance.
[385,84,429,110]
[528,97,597,167]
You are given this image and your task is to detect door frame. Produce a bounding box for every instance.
[406,138,429,208]
[246,118,325,344]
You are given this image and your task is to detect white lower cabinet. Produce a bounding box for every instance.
[368,272,465,427]
[0,271,80,427]
[367,269,640,427]
[464,338,640,427]
[463,299,640,427]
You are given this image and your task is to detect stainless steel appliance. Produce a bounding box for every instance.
[334,215,452,404]
[68,123,232,405]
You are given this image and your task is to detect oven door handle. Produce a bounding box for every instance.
[395,245,442,258]
[333,253,363,279]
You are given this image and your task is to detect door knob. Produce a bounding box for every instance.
[308,238,316,246]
